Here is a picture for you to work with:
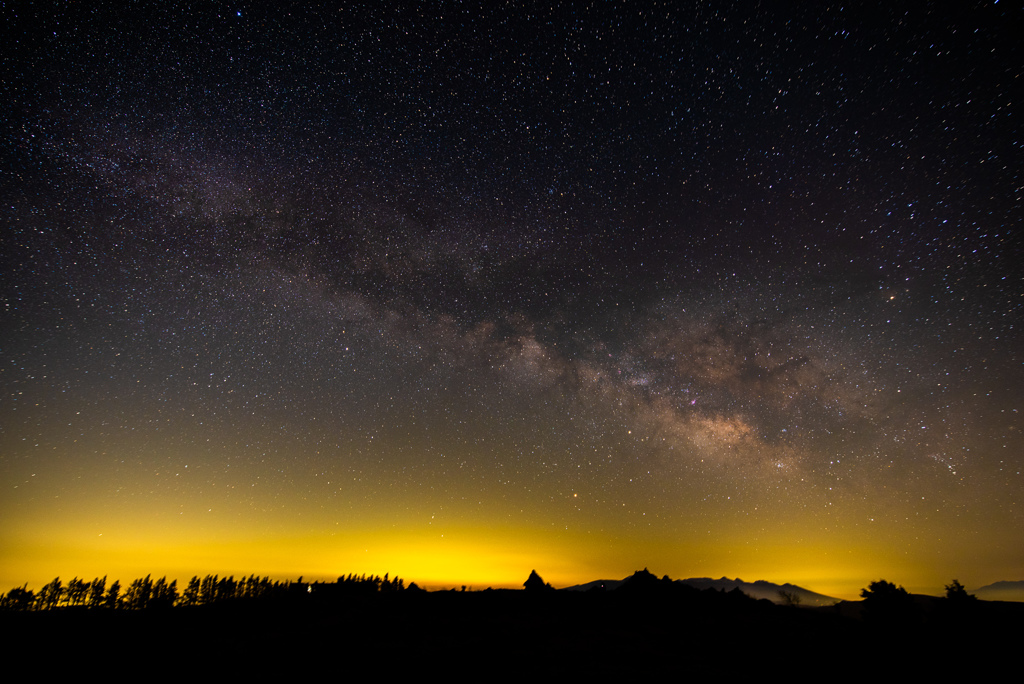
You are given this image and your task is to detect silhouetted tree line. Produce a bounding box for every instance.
[1,571,409,611]
[0,570,994,621]
[1,576,122,612]
[4,569,1018,679]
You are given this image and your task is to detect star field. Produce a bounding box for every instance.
[2,2,1021,597]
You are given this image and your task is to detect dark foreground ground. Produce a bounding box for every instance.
[5,587,1021,677]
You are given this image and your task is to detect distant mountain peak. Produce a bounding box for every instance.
[973,580,1024,602]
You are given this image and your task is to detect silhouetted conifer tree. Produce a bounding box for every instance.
[65,577,88,606]
[88,577,107,608]
[105,580,121,609]
[524,570,553,592]
[38,578,62,610]
[123,575,153,610]
[1,585,34,611]
[182,576,201,606]
[200,575,218,604]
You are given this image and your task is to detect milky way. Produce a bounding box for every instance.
[2,2,1020,597]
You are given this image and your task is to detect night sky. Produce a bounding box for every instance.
[3,2,1021,599]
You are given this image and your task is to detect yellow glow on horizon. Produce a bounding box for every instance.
[2,489,1007,601]
[3,522,890,600]
[2,520,599,592]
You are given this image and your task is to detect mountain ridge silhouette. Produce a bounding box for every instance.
[562,572,840,606]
